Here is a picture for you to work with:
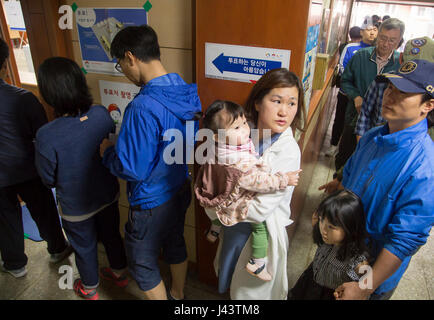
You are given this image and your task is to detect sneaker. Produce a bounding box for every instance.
[0,259,27,278]
[73,279,99,300]
[49,243,74,264]
[100,267,129,288]
[325,145,338,157]
[246,259,272,281]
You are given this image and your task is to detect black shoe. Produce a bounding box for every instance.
[50,243,73,263]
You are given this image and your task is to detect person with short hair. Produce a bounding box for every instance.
[0,38,71,279]
[355,36,434,139]
[335,18,404,171]
[334,59,434,300]
[35,57,128,300]
[339,16,378,77]
[348,26,362,43]
[326,18,378,157]
[372,14,382,28]
[99,25,201,300]
[321,36,434,193]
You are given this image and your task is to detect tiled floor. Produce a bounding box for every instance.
[0,239,228,300]
[1,113,432,300]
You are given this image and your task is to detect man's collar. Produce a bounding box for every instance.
[376,49,394,61]
[370,48,397,63]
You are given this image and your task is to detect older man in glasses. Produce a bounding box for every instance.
[334,18,404,173]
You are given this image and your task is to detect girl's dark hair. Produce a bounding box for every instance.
[0,38,10,69]
[312,189,368,261]
[203,100,245,133]
[245,68,306,132]
[37,57,93,117]
[110,25,160,62]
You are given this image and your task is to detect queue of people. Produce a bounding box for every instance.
[0,22,433,301]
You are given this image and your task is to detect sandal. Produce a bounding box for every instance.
[246,259,272,281]
[205,228,220,243]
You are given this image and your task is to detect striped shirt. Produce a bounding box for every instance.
[312,244,368,290]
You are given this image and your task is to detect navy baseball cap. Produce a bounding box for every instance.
[377,59,434,98]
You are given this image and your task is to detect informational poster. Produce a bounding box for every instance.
[205,43,291,83]
[302,2,322,112]
[302,24,320,106]
[99,80,141,134]
[76,8,147,75]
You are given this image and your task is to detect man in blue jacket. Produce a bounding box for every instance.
[335,59,434,300]
[355,36,434,140]
[0,38,71,278]
[100,25,201,300]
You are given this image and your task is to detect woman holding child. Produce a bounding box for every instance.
[200,68,305,299]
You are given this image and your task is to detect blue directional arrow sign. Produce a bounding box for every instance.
[212,53,282,75]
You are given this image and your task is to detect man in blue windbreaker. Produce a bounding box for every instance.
[99,25,201,300]
[335,59,434,300]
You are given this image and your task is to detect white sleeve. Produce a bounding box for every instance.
[244,139,301,224]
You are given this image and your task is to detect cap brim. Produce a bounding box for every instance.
[376,73,426,94]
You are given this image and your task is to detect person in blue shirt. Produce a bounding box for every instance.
[0,38,71,279]
[338,16,378,76]
[99,25,201,300]
[334,59,434,300]
[35,57,128,300]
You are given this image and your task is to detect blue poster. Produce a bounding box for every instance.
[76,8,147,75]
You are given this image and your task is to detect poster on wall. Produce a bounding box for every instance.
[205,43,291,83]
[302,2,323,113]
[99,80,141,134]
[302,23,320,110]
[76,8,147,75]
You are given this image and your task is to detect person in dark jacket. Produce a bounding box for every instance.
[0,38,71,278]
[100,25,201,300]
[35,57,127,300]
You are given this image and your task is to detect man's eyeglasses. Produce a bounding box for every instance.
[115,62,123,73]
[378,35,399,46]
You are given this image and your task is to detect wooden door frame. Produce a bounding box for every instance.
[0,0,21,86]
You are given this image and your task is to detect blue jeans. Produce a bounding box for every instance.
[369,288,396,300]
[124,180,191,292]
[62,201,127,288]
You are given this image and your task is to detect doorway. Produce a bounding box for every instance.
[1,0,36,85]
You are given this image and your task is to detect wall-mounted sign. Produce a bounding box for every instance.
[205,43,290,83]
[99,80,141,134]
[76,8,147,75]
